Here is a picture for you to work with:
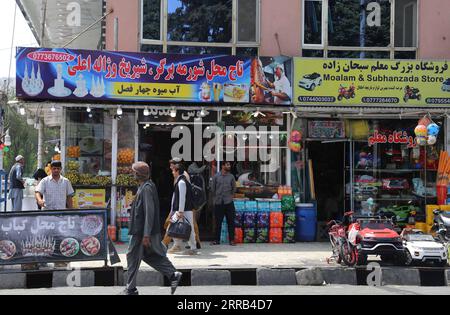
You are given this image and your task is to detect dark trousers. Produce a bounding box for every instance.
[214,203,236,243]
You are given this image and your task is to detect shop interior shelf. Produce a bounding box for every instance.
[349,168,436,173]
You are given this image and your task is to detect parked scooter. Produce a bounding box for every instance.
[403,86,421,102]
[337,84,356,101]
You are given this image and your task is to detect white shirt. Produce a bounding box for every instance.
[274,75,292,105]
[35,175,75,210]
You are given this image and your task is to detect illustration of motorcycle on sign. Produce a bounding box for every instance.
[403,86,421,102]
[337,84,356,101]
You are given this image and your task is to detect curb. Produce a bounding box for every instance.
[191,269,231,286]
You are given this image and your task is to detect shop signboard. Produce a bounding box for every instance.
[308,120,345,138]
[73,189,106,209]
[138,108,218,124]
[250,56,293,105]
[0,209,107,265]
[16,47,251,104]
[294,58,450,106]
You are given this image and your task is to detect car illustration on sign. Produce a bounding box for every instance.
[299,73,322,91]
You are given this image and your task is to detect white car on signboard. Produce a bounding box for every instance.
[442,78,450,92]
[402,229,448,266]
[298,73,322,91]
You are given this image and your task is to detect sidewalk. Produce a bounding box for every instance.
[71,242,333,270]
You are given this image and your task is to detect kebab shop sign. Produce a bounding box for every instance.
[0,210,107,265]
[368,130,416,149]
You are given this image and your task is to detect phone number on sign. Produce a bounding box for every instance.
[298,96,335,103]
[362,97,399,104]
[426,98,450,104]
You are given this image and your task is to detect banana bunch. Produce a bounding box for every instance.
[92,176,112,186]
[65,172,79,185]
[67,161,80,171]
[79,174,94,186]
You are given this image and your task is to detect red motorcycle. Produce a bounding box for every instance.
[327,211,355,265]
[337,84,356,101]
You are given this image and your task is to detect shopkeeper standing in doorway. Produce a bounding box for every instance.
[211,161,237,246]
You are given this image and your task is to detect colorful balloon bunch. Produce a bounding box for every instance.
[289,130,302,153]
[414,115,440,146]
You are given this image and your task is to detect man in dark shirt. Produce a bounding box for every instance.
[121,161,182,295]
[211,161,236,246]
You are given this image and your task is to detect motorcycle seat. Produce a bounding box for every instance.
[439,213,450,226]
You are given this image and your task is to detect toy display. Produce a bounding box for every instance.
[401,229,447,266]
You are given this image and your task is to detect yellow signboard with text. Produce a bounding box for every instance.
[294,58,450,106]
[74,189,106,209]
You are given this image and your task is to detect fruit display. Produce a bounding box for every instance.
[116,174,138,187]
[67,161,80,171]
[65,172,80,185]
[53,154,61,161]
[92,176,112,186]
[118,166,133,175]
[79,174,94,186]
[118,148,135,165]
[67,146,81,158]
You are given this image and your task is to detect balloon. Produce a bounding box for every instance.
[427,123,440,136]
[427,135,437,145]
[416,136,427,146]
[3,146,9,153]
[290,130,302,143]
[289,141,301,153]
[414,125,427,137]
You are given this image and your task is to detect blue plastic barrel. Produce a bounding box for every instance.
[295,204,317,242]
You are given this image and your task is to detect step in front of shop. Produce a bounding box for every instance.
[0,266,449,289]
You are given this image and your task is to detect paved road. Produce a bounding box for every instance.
[1,285,450,295]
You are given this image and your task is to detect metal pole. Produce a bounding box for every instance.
[286,114,292,187]
[360,0,366,59]
[37,119,44,168]
[110,17,119,226]
[41,0,48,46]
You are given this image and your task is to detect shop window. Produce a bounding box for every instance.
[303,0,323,46]
[238,0,258,42]
[117,111,136,179]
[328,0,390,47]
[302,49,324,57]
[394,0,417,47]
[142,0,162,40]
[328,50,389,59]
[167,0,232,43]
[167,45,232,55]
[394,51,416,60]
[65,109,112,180]
[236,47,259,57]
[140,44,163,53]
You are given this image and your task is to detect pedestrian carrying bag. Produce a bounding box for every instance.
[167,218,192,241]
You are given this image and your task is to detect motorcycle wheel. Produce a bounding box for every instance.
[339,241,356,266]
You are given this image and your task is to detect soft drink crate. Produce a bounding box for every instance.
[245,201,258,212]
[256,211,270,228]
[270,201,282,212]
[283,211,296,229]
[270,212,284,228]
[243,211,257,228]
[269,228,283,243]
[234,228,244,244]
[281,196,296,212]
[256,228,269,243]
[256,199,272,212]
[234,199,248,212]
[283,228,296,243]
[244,228,256,243]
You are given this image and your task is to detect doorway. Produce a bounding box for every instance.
[307,141,346,221]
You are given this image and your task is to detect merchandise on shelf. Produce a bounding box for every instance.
[256,211,270,228]
[281,195,295,212]
[67,160,80,172]
[270,201,282,212]
[116,174,138,187]
[118,166,134,175]
[65,172,80,185]
[243,211,257,228]
[245,201,258,212]
[234,199,248,212]
[234,212,244,228]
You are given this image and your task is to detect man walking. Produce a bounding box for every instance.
[167,161,197,255]
[8,155,26,211]
[35,161,74,210]
[123,161,182,295]
[211,161,237,246]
